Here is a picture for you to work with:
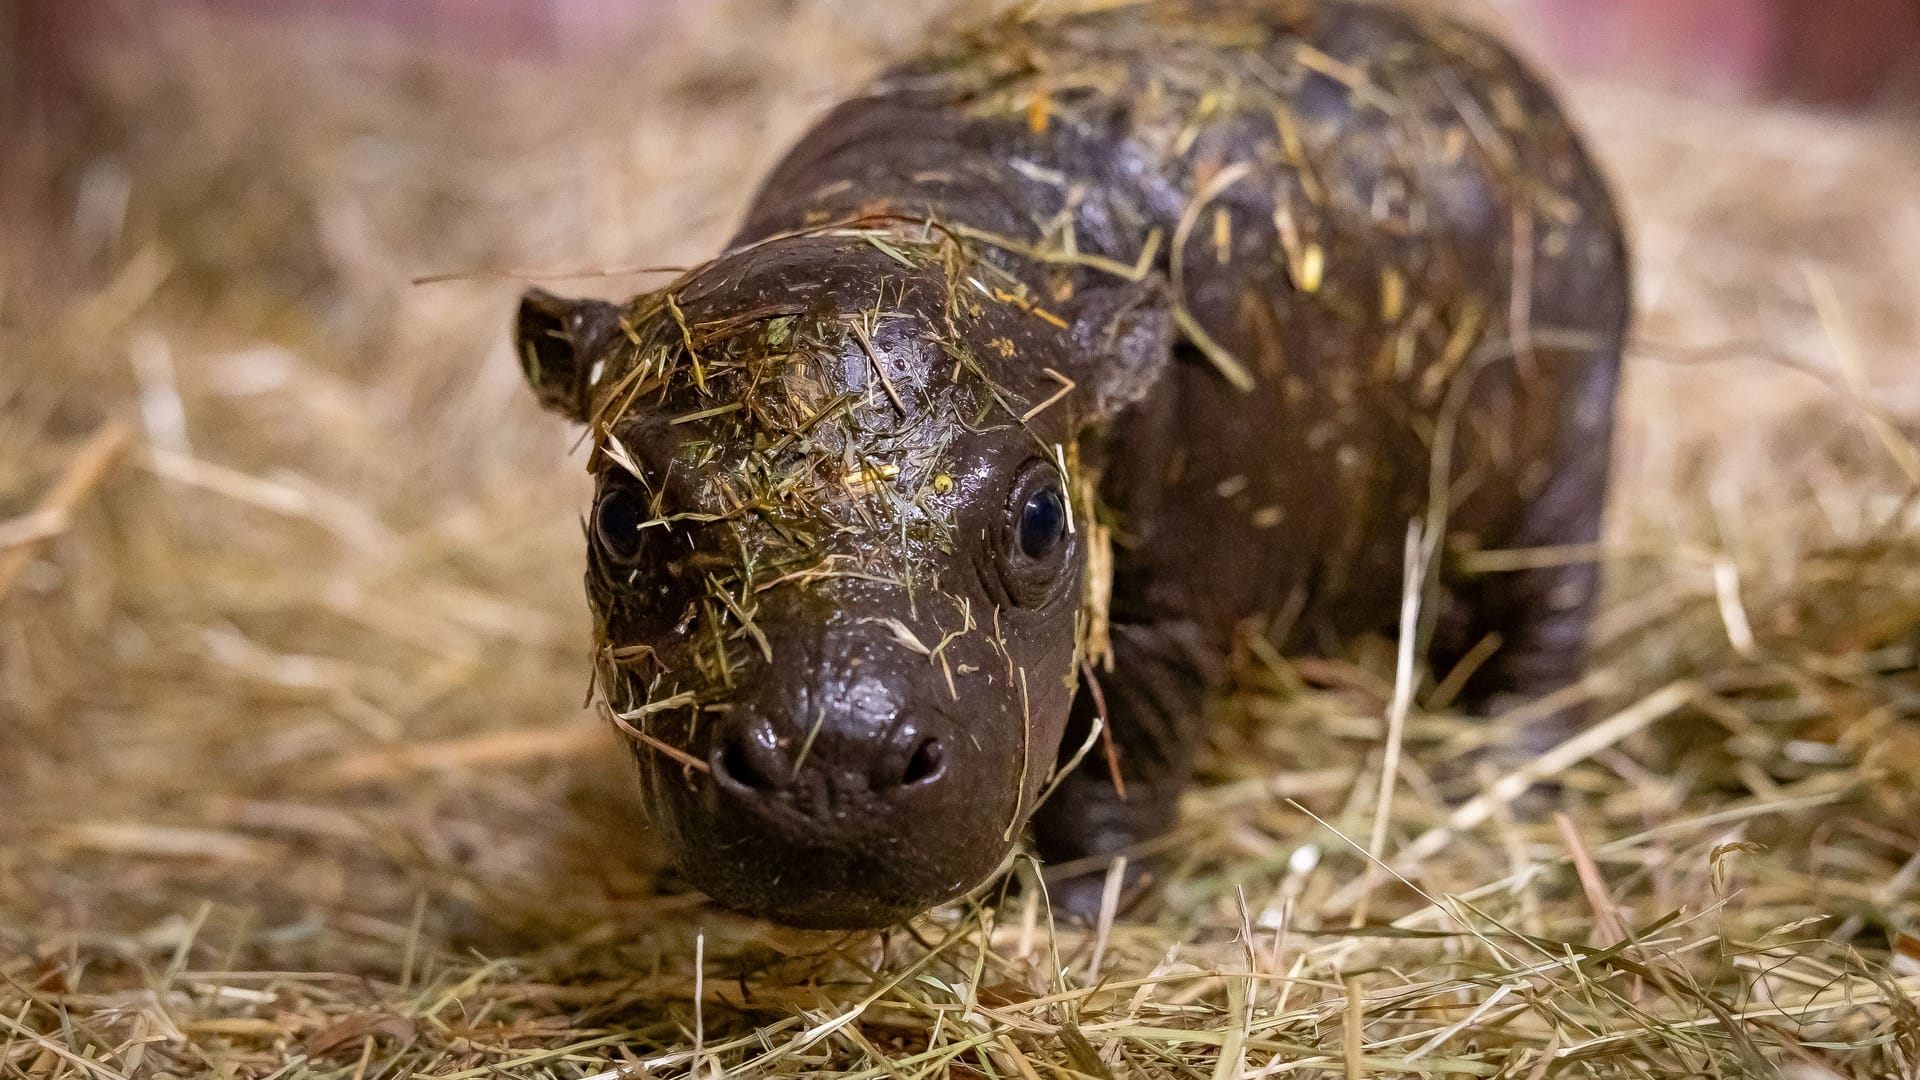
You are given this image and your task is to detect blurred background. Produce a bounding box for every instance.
[4,0,1920,1006]
[12,0,1920,114]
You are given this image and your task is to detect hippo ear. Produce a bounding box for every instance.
[1057,277,1176,422]
[515,288,626,422]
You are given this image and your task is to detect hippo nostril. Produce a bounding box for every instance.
[901,737,944,786]
[713,724,786,792]
[870,730,944,792]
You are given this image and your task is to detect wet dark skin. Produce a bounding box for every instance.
[514,0,1628,929]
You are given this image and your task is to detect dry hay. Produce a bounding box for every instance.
[3,1,1919,1077]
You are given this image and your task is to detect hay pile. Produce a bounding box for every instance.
[4,1,1918,1076]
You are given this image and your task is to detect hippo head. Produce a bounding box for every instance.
[514,228,1170,928]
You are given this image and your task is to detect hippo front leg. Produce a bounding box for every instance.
[1030,620,1223,921]
[1459,557,1602,753]
[1444,347,1620,766]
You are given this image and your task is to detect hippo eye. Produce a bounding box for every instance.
[1017,485,1067,560]
[997,459,1074,607]
[594,486,650,565]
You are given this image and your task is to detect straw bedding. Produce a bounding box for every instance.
[3,1,1918,1076]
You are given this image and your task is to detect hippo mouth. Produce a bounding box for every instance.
[631,719,1023,928]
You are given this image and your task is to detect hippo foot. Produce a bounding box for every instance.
[1037,856,1152,926]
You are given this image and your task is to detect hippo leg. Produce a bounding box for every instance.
[1030,620,1221,921]
[1440,346,1620,764]
[1448,552,1602,760]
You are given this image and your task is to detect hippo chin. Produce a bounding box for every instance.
[514,0,1628,928]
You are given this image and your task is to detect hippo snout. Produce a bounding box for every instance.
[671,707,1005,929]
[633,620,1028,929]
[709,714,946,802]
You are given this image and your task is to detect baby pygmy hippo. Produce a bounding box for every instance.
[514,0,1627,928]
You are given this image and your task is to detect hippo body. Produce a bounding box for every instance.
[516,0,1628,927]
